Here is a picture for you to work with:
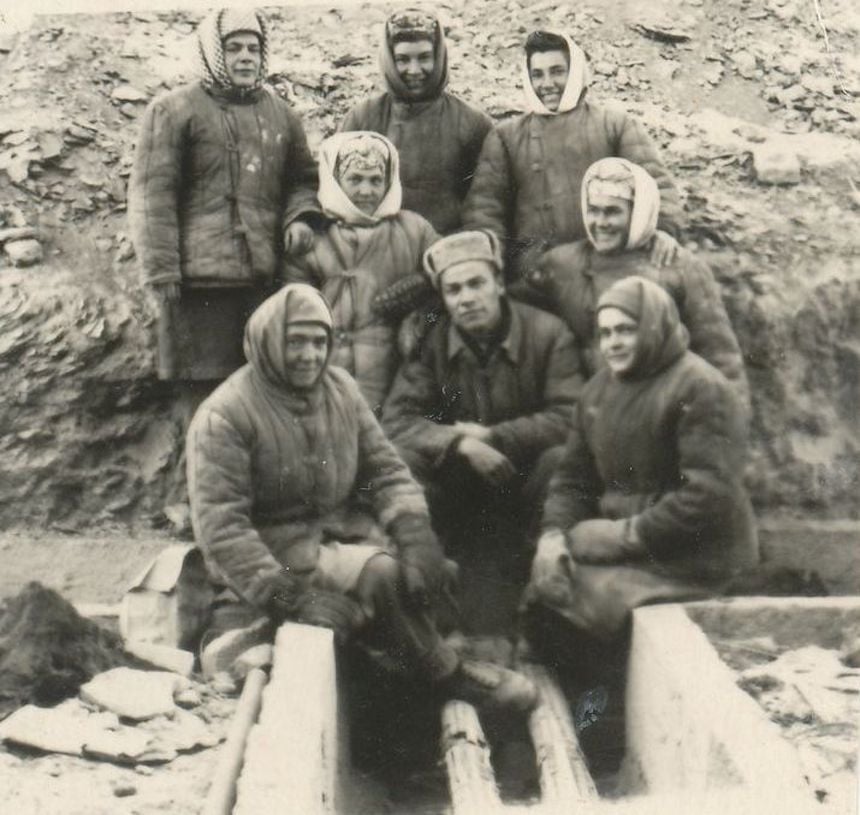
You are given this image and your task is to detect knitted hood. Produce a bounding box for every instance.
[195,8,268,96]
[522,30,590,116]
[243,284,333,391]
[582,157,660,251]
[596,275,688,380]
[317,131,403,226]
[380,8,449,102]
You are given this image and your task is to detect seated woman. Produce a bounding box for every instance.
[524,275,758,675]
[284,131,438,413]
[515,157,750,414]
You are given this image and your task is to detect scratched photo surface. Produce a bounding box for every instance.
[0,0,858,812]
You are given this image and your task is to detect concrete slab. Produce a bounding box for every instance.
[625,598,860,811]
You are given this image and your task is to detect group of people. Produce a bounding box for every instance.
[128,8,759,719]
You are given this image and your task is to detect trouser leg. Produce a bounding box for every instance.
[353,553,458,681]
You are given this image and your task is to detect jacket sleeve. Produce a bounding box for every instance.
[350,376,430,528]
[282,111,322,229]
[678,255,751,417]
[127,98,184,287]
[488,325,582,466]
[634,373,742,554]
[541,406,602,531]
[338,101,369,133]
[382,347,463,472]
[612,111,684,238]
[283,247,320,286]
[187,408,285,609]
[461,126,513,240]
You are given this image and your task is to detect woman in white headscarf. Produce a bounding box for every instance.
[463,30,683,278]
[128,7,321,384]
[285,131,438,413]
[518,157,750,414]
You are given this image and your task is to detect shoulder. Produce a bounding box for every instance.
[539,240,591,273]
[145,82,205,117]
[343,93,389,124]
[441,93,492,123]
[323,365,364,402]
[511,300,570,338]
[393,209,436,234]
[666,352,733,401]
[189,367,256,437]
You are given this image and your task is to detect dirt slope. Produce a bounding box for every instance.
[0,0,858,530]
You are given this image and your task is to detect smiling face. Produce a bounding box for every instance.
[392,39,435,97]
[283,323,329,389]
[338,165,387,215]
[586,192,633,254]
[439,260,504,338]
[222,32,262,88]
[597,307,639,376]
[528,49,569,111]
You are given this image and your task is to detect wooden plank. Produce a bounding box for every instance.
[441,700,503,815]
[523,663,599,807]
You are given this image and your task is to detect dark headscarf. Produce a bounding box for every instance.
[380,9,449,101]
[244,284,333,391]
[596,276,689,380]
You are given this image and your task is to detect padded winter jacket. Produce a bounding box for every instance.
[187,290,428,607]
[383,300,583,477]
[128,82,319,288]
[462,101,683,274]
[341,93,492,234]
[518,240,750,413]
[284,210,438,413]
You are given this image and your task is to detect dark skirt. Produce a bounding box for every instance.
[156,285,277,381]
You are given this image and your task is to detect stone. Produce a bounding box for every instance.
[110,84,148,104]
[211,671,238,696]
[124,641,195,677]
[777,54,803,76]
[80,667,181,720]
[113,783,137,798]
[733,51,757,79]
[231,643,274,681]
[143,708,220,752]
[801,74,833,96]
[753,143,801,185]
[733,124,767,143]
[175,686,203,707]
[592,61,616,77]
[776,84,806,106]
[0,226,38,245]
[83,727,157,764]
[4,238,43,266]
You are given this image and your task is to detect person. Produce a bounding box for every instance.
[128,7,321,386]
[284,131,438,413]
[339,8,492,234]
[187,283,537,714]
[517,157,750,411]
[525,274,757,657]
[383,231,582,628]
[463,30,683,278]
[522,274,757,772]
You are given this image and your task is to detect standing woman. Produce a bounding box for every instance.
[340,9,492,235]
[129,7,320,389]
[128,8,321,511]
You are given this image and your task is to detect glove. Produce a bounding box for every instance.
[523,528,574,608]
[389,513,446,607]
[258,572,303,624]
[294,589,365,643]
[568,518,643,564]
[284,220,315,255]
[457,437,515,486]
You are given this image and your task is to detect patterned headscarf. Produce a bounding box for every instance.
[380,8,449,101]
[582,158,661,251]
[195,8,268,94]
[318,132,403,226]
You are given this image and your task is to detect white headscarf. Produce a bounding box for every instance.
[582,157,661,251]
[522,31,591,116]
[317,132,403,226]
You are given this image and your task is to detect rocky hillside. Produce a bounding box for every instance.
[0,0,858,529]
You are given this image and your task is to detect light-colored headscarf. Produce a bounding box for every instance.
[317,132,403,226]
[195,8,268,93]
[522,31,590,116]
[582,157,661,251]
[244,284,333,391]
[380,8,449,102]
[596,275,688,380]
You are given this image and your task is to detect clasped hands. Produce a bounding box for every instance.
[454,421,515,486]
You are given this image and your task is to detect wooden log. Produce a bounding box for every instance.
[441,700,503,815]
[522,663,599,806]
[202,667,267,815]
